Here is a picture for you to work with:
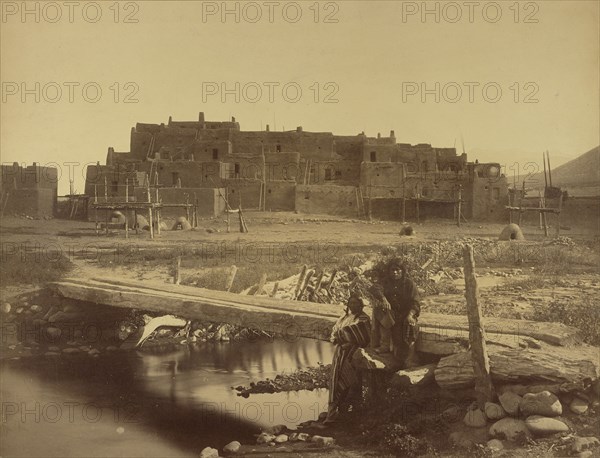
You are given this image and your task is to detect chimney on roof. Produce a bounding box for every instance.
[390,130,395,138]
[168,116,172,125]
[377,132,381,139]
[297,126,303,132]
[231,116,236,122]
[199,112,205,123]
[266,124,270,132]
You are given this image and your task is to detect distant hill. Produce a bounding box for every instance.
[518,146,599,196]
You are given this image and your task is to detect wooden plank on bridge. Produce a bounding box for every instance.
[51,277,582,347]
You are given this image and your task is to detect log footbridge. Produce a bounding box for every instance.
[52,277,599,389]
[53,277,581,350]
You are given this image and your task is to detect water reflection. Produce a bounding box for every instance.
[1,338,334,457]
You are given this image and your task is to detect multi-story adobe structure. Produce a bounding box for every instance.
[85,112,508,221]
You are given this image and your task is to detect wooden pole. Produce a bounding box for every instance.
[547,150,553,187]
[310,271,325,301]
[463,244,495,408]
[225,265,237,292]
[94,185,99,236]
[185,194,190,222]
[543,151,548,190]
[270,282,279,297]
[325,269,338,295]
[456,187,461,227]
[193,192,198,228]
[296,270,314,301]
[254,273,268,295]
[125,178,129,239]
[146,183,154,240]
[293,265,308,300]
[556,192,563,237]
[518,182,524,227]
[401,166,406,223]
[174,256,181,285]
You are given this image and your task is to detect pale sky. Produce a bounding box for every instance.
[1,0,598,193]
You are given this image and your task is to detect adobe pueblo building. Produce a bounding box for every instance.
[85,112,508,221]
[1,162,58,218]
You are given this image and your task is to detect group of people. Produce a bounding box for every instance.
[325,260,420,424]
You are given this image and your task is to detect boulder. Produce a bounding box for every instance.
[311,436,335,447]
[569,398,589,415]
[572,437,600,453]
[1,303,11,313]
[296,433,310,441]
[489,418,531,442]
[592,380,600,397]
[520,391,562,417]
[499,392,522,416]
[484,402,507,420]
[264,424,287,435]
[45,327,62,339]
[199,447,219,458]
[463,408,487,428]
[256,433,276,444]
[222,441,240,454]
[487,439,504,451]
[525,415,569,436]
[449,428,487,448]
[442,405,462,423]
[274,435,288,443]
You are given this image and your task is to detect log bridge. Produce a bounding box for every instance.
[52,276,599,390]
[52,276,581,352]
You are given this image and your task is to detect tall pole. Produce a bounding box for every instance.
[543,151,548,190]
[125,178,129,239]
[401,164,406,222]
[457,187,462,227]
[146,182,154,240]
[463,244,495,408]
[547,150,553,187]
[94,185,98,236]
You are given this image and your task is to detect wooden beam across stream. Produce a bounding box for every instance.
[51,277,581,347]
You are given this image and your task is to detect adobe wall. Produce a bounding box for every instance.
[230,130,335,159]
[264,181,296,211]
[467,172,509,221]
[1,164,58,190]
[226,180,262,210]
[309,160,362,186]
[154,187,225,218]
[2,188,55,217]
[295,185,360,217]
[369,199,455,221]
[265,152,300,181]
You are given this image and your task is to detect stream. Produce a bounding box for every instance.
[1,338,334,457]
